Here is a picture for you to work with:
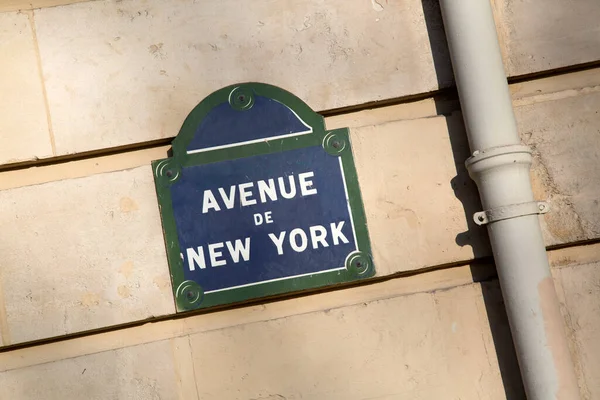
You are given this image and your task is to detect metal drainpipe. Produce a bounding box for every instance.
[437,1,580,399]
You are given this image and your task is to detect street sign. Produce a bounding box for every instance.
[153,83,374,311]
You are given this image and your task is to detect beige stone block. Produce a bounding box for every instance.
[515,91,600,246]
[0,263,493,370]
[0,96,461,192]
[557,261,600,399]
[0,1,87,13]
[0,145,170,191]
[548,243,600,270]
[326,97,460,131]
[0,12,53,165]
[0,339,181,400]
[0,266,519,399]
[0,166,174,345]
[342,85,600,274]
[351,114,490,275]
[189,283,508,399]
[33,0,444,155]
[1,67,599,347]
[495,0,600,76]
[0,304,5,346]
[511,69,600,105]
[7,0,599,160]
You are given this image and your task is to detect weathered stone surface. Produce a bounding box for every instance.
[0,339,181,399]
[349,81,600,272]
[0,69,599,344]
[0,145,170,191]
[1,248,598,399]
[326,97,460,131]
[510,69,600,103]
[0,265,521,399]
[189,283,510,400]
[0,0,87,13]
[34,0,445,156]
[0,0,597,160]
[0,263,495,370]
[351,114,490,275]
[0,12,53,165]
[556,260,600,399]
[0,166,174,344]
[515,90,600,245]
[495,0,600,76]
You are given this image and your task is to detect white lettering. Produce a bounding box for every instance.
[265,211,273,224]
[268,231,286,255]
[202,190,221,214]
[298,171,317,196]
[208,242,226,267]
[239,182,257,206]
[218,186,236,209]
[290,228,308,252]
[201,172,322,214]
[309,225,329,249]
[226,238,251,263]
[278,176,296,199]
[331,221,349,245]
[257,179,278,203]
[186,247,206,271]
[253,213,264,226]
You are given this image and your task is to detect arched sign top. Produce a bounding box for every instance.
[154,83,373,312]
[171,83,325,157]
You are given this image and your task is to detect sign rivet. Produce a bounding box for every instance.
[175,280,204,309]
[229,87,254,110]
[322,131,347,155]
[166,170,173,177]
[346,251,371,276]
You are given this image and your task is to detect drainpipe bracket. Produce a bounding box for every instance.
[473,201,549,226]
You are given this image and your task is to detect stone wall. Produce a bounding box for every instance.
[1,0,599,398]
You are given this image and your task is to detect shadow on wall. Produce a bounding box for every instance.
[420,1,526,398]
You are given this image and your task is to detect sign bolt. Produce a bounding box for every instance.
[346,251,371,275]
[175,280,204,310]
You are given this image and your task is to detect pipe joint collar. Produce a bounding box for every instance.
[465,144,532,177]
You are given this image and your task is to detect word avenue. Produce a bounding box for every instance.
[202,171,317,213]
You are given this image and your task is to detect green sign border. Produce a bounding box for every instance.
[152,83,374,312]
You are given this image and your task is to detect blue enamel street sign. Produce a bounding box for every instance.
[153,83,374,311]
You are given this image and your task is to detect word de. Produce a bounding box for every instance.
[254,211,273,225]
